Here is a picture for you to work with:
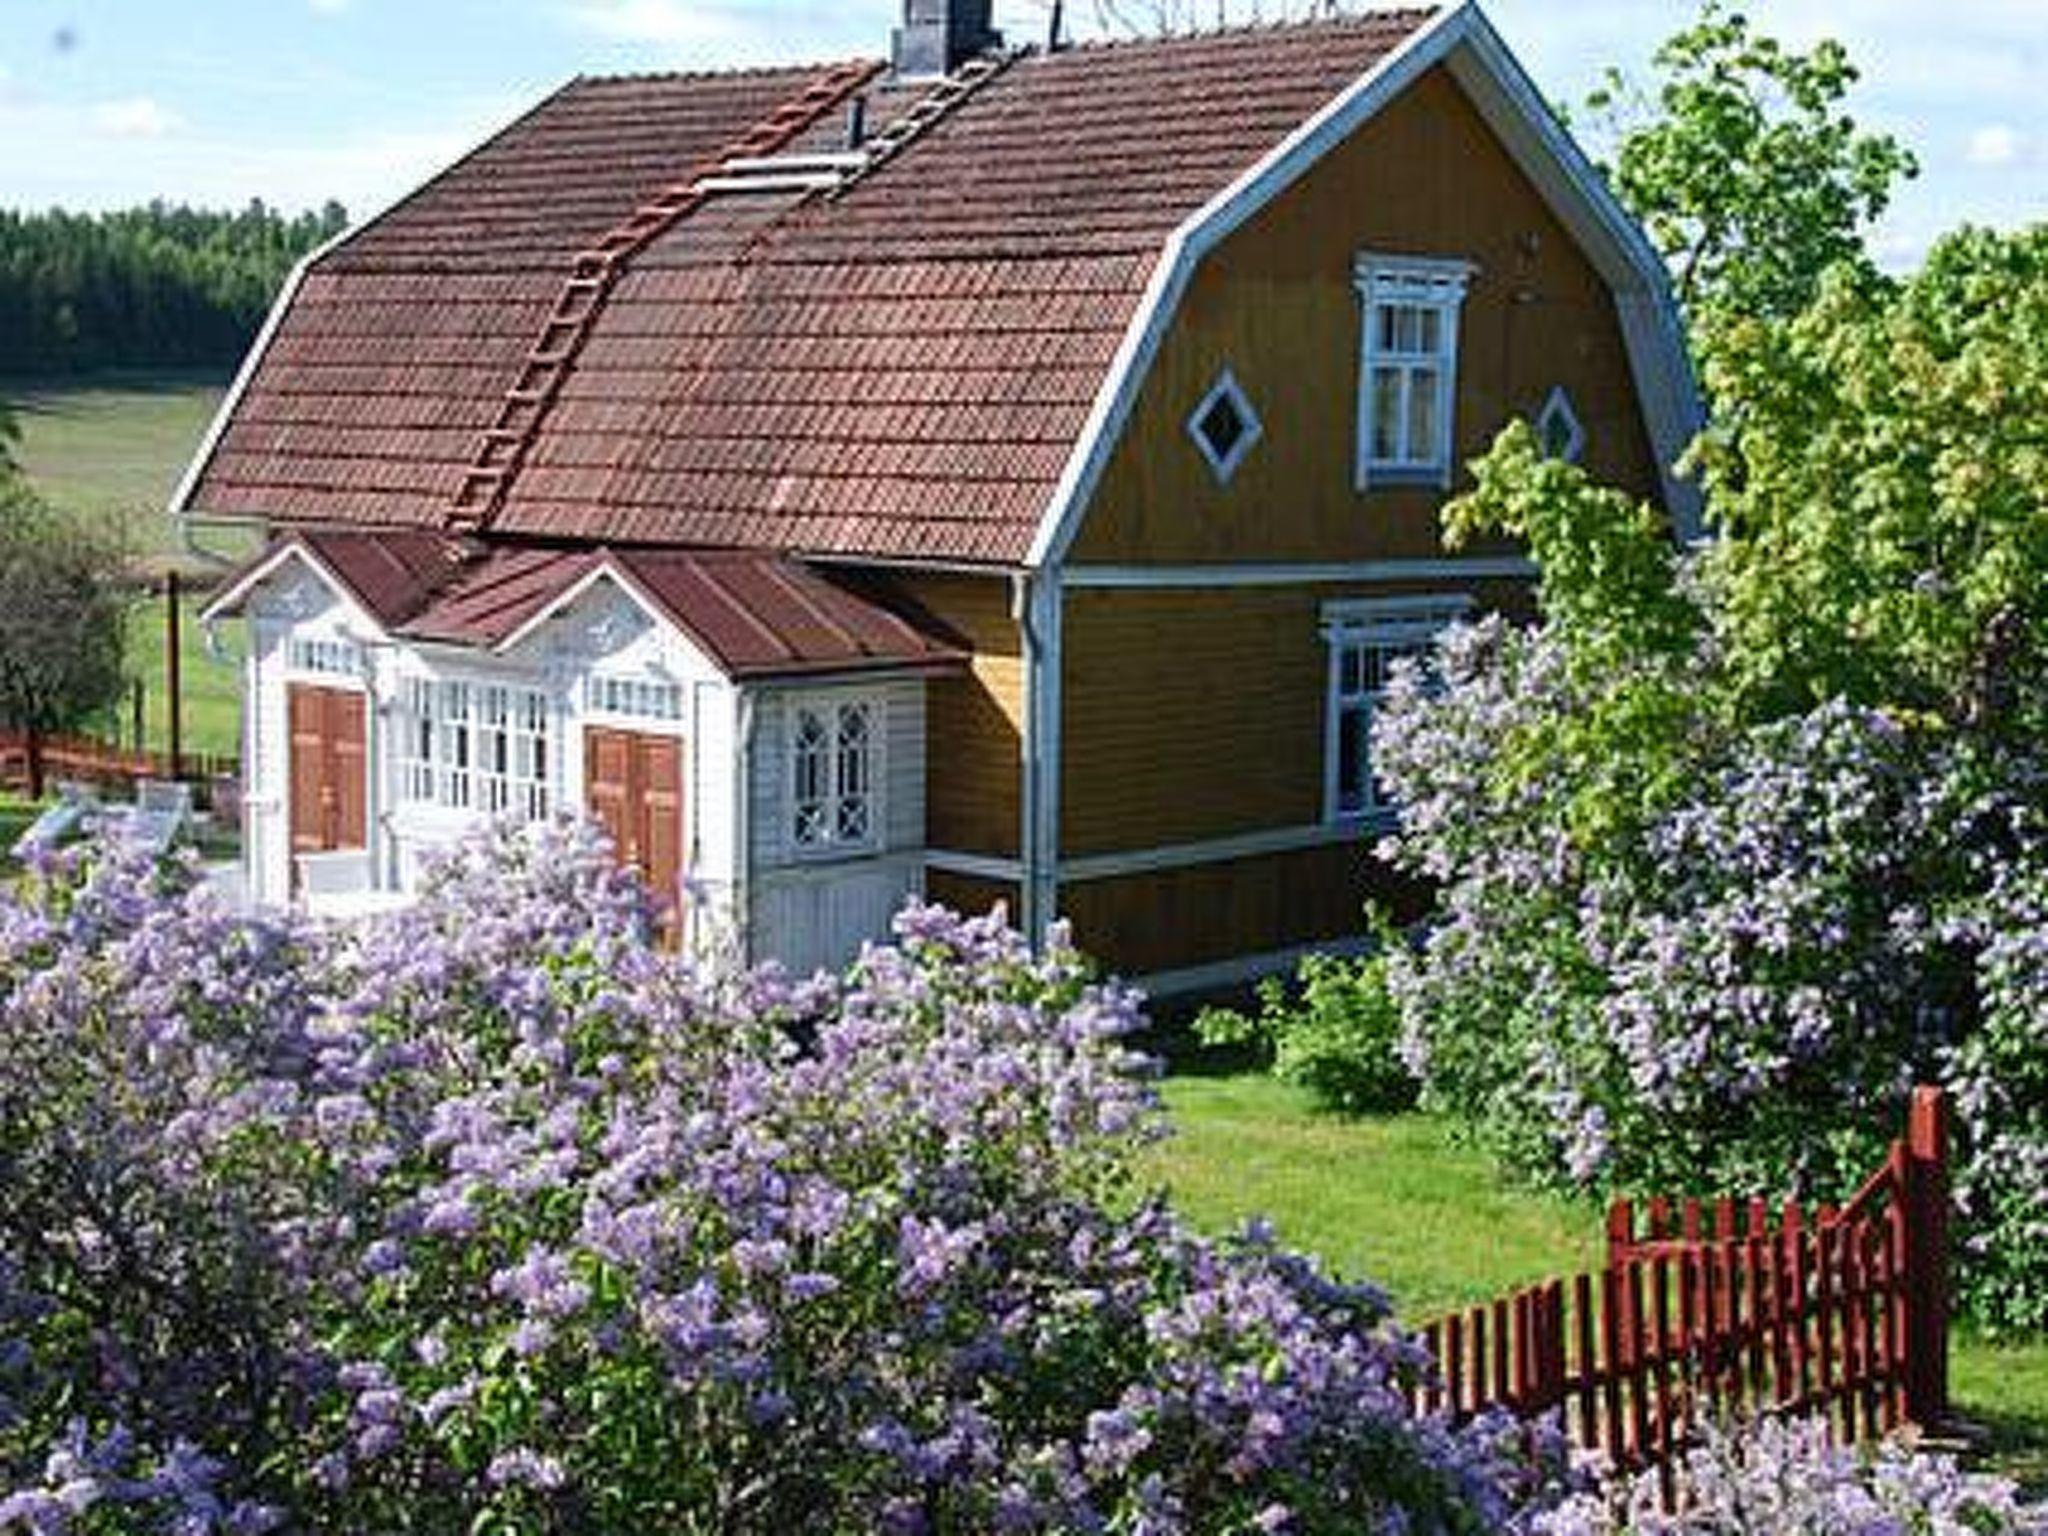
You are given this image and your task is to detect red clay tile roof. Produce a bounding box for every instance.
[185,13,1435,566]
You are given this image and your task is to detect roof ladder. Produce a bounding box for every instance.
[831,48,1021,197]
[447,56,884,534]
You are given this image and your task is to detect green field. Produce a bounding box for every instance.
[1147,1071,2048,1491]
[5,373,249,758]
[6,371,231,559]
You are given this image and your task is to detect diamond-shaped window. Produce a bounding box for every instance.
[1535,385,1586,464]
[1188,369,1263,484]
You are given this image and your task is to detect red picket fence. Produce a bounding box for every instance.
[0,732,239,801]
[1413,1087,1951,1496]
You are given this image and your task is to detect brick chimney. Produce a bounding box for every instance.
[893,0,1001,77]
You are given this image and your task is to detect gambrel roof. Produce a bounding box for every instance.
[175,3,1699,567]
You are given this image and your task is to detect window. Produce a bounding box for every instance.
[1536,384,1586,464]
[1323,597,1471,822]
[585,675,684,722]
[1187,368,1263,484]
[400,677,550,819]
[1354,254,1474,488]
[790,695,878,853]
[287,636,360,677]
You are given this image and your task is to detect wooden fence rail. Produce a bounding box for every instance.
[0,731,238,800]
[1413,1088,1950,1498]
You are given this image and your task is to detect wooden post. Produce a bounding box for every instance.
[165,571,184,780]
[1902,1086,1951,1428]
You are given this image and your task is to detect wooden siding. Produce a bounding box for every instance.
[1059,580,1527,856]
[886,572,1024,857]
[1059,842,1432,980]
[926,870,1021,925]
[1070,65,1663,566]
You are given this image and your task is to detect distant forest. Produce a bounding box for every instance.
[0,201,348,375]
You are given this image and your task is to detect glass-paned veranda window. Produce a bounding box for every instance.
[1323,597,1471,822]
[790,695,878,853]
[1354,254,1473,488]
[399,678,551,820]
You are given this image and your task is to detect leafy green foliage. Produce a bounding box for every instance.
[1195,940,1419,1115]
[0,199,344,374]
[1697,226,2048,731]
[1585,0,1916,331]
[1372,224,2048,1329]
[0,481,126,790]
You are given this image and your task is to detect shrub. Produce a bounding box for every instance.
[1196,941,1419,1115]
[0,820,1556,1533]
[1532,1413,2047,1534]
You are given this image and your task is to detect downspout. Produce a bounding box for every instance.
[1032,566,1063,945]
[1013,565,1064,948]
[1012,572,1040,942]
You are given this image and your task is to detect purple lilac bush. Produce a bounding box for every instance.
[1373,615,2048,1330]
[0,820,1559,1533]
[1533,1413,2048,1535]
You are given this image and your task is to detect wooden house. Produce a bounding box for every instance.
[181,0,1699,988]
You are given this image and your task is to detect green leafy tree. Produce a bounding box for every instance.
[1586,1,1917,334]
[0,481,127,797]
[1697,224,2048,730]
[0,199,345,374]
[1372,224,2048,1325]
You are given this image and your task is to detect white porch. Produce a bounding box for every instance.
[207,536,956,974]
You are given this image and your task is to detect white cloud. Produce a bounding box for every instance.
[1965,123,2024,166]
[309,0,351,12]
[92,97,181,139]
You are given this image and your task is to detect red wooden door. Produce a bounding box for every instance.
[288,685,367,854]
[584,727,685,917]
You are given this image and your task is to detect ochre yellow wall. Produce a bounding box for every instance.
[888,571,1025,858]
[1059,579,1529,856]
[1059,843,1434,980]
[1070,65,1662,565]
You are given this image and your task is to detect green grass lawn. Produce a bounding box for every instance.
[1146,1071,2048,1491]
[119,593,244,760]
[0,792,40,859]
[4,371,242,563]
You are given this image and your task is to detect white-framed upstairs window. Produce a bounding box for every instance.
[1354,254,1474,489]
[399,677,551,821]
[1322,595,1472,823]
[788,693,880,855]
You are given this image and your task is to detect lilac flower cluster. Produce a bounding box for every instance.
[1,818,1552,1531]
[1373,614,2048,1326]
[1532,1412,2047,1534]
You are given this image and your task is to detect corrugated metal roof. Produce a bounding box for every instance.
[210,530,963,679]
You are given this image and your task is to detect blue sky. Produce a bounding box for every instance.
[1,0,2040,268]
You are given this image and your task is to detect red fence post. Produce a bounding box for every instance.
[1902,1086,1951,1427]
